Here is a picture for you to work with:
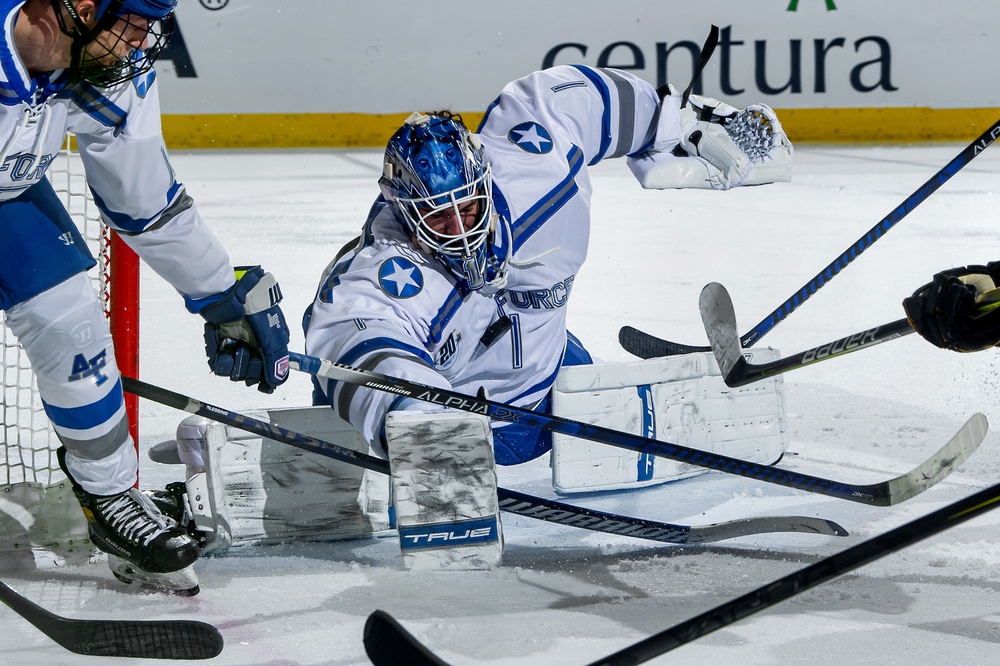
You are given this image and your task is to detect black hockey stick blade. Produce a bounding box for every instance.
[618,325,709,358]
[287,354,988,506]
[124,376,844,545]
[619,116,1000,360]
[365,610,451,666]
[587,479,1000,665]
[699,281,912,387]
[366,480,1000,666]
[0,580,223,659]
[701,282,1000,388]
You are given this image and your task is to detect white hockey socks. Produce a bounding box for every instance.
[385,411,503,571]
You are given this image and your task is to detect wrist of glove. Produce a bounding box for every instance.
[638,85,790,191]
[201,265,291,393]
[902,262,1000,352]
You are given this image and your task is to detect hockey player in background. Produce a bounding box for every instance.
[904,262,1000,351]
[303,65,793,569]
[1,0,290,594]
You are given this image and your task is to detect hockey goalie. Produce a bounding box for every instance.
[153,63,791,570]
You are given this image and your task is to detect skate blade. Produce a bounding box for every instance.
[108,555,200,596]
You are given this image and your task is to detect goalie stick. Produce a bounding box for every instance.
[364,477,1000,666]
[0,579,223,660]
[619,115,1000,359]
[122,376,844,545]
[700,282,1000,388]
[287,352,987,507]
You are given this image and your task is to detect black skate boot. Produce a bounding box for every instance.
[144,481,210,551]
[58,448,201,595]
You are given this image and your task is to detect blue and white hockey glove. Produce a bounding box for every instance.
[200,266,290,393]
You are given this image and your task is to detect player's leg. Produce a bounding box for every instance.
[1,183,199,594]
[550,349,789,493]
[490,330,594,465]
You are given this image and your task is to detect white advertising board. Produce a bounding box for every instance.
[157,1,1000,145]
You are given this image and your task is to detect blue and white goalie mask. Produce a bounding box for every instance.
[380,112,509,291]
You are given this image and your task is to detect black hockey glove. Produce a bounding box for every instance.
[902,262,1000,352]
[201,266,291,393]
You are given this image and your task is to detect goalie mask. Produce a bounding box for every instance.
[380,112,510,291]
[52,0,177,87]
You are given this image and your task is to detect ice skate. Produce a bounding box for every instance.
[58,448,201,595]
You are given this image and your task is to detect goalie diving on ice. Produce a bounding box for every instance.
[136,44,793,571]
[294,61,794,569]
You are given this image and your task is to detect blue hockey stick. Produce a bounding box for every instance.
[122,376,843,545]
[288,352,987,507]
[620,116,1000,358]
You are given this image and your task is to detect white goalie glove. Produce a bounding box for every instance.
[628,85,793,190]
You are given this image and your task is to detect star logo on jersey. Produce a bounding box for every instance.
[378,258,424,299]
[508,122,553,154]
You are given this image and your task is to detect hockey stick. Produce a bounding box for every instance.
[122,376,843,544]
[701,282,1000,388]
[364,478,1000,666]
[287,352,987,506]
[620,115,1000,359]
[0,579,222,660]
[678,24,718,107]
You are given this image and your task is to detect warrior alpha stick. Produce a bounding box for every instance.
[364,478,1000,666]
[0,579,223,660]
[620,115,1000,358]
[123,376,844,545]
[286,352,987,507]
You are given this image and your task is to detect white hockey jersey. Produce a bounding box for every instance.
[0,0,233,304]
[305,201,499,452]
[452,66,660,407]
[306,66,663,456]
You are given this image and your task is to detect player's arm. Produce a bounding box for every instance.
[305,315,451,455]
[903,262,1000,352]
[73,76,289,392]
[478,65,660,163]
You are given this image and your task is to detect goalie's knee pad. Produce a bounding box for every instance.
[550,350,789,493]
[385,411,502,571]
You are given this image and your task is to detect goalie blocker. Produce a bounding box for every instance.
[149,408,502,571]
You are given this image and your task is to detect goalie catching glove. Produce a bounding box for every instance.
[628,85,793,190]
[903,262,1000,352]
[201,265,291,393]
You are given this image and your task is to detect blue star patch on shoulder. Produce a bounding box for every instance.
[133,69,156,98]
[378,257,424,299]
[508,121,553,154]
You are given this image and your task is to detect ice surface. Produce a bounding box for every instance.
[4,143,1000,665]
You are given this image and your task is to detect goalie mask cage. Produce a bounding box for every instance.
[1,134,140,491]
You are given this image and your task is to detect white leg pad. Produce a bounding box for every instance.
[150,407,391,554]
[385,411,502,571]
[551,349,789,493]
[0,481,94,570]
